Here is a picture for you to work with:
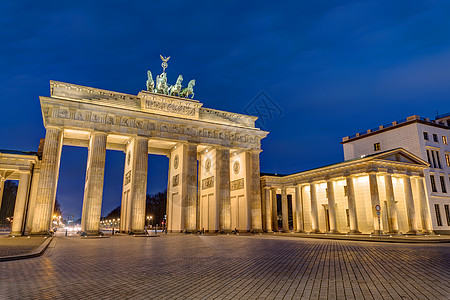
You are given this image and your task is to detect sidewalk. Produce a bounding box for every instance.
[268,231,450,243]
[0,234,53,261]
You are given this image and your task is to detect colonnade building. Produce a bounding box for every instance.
[2,80,267,235]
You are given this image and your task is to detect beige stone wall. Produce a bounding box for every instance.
[230,151,249,231]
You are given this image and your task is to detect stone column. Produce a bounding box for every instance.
[80,132,107,235]
[31,127,63,235]
[217,147,231,232]
[183,143,198,232]
[346,176,360,234]
[384,174,399,234]
[368,173,382,234]
[403,175,418,234]
[10,172,31,236]
[417,176,433,234]
[249,150,263,232]
[130,138,149,234]
[281,187,289,232]
[0,176,5,213]
[309,183,320,233]
[326,180,338,233]
[264,187,272,232]
[294,185,304,232]
[271,188,278,232]
[24,164,41,235]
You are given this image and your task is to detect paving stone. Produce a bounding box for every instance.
[0,235,449,299]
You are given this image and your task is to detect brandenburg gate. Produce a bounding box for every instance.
[23,66,267,235]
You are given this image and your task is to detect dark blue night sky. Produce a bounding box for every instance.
[1,1,450,219]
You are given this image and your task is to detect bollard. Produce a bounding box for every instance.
[65,229,68,236]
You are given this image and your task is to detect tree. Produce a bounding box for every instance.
[54,197,62,216]
[105,206,121,220]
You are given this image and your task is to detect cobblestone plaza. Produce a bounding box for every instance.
[1,235,449,299]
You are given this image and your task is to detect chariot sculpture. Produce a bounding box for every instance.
[146,55,196,99]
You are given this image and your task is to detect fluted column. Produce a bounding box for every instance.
[309,183,320,233]
[130,137,149,234]
[384,174,399,234]
[184,143,198,232]
[10,172,31,236]
[271,188,278,232]
[24,164,41,235]
[281,187,289,232]
[0,176,5,213]
[326,180,338,233]
[403,176,418,234]
[31,127,63,235]
[264,187,273,232]
[368,173,381,234]
[80,132,107,235]
[217,147,231,232]
[294,185,304,232]
[417,177,433,233]
[249,150,263,232]
[346,176,360,234]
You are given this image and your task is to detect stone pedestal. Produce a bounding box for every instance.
[217,148,231,232]
[368,173,382,235]
[294,185,304,232]
[130,138,149,234]
[271,188,278,232]
[10,172,31,236]
[403,176,418,234]
[264,188,273,232]
[31,127,63,235]
[309,183,320,233]
[326,180,338,233]
[81,132,107,235]
[281,187,289,232]
[417,177,433,234]
[346,176,360,234]
[384,174,399,234]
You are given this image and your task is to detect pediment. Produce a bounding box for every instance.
[372,148,428,166]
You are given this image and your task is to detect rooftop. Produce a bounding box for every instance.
[342,114,449,144]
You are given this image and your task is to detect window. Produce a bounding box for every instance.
[433,134,439,142]
[423,132,429,140]
[435,204,442,226]
[443,136,448,145]
[344,186,348,196]
[440,176,447,193]
[431,151,437,168]
[427,150,432,166]
[374,143,381,151]
[346,209,350,227]
[446,154,450,167]
[445,205,450,226]
[430,175,437,192]
[436,151,442,169]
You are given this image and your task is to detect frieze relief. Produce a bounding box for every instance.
[141,95,197,117]
[230,178,244,191]
[172,174,179,187]
[202,176,214,190]
[47,105,261,148]
[125,171,131,185]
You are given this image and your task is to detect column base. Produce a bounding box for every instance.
[421,230,434,235]
[295,230,306,233]
[327,230,340,234]
[131,231,147,235]
[405,230,420,235]
[80,231,103,236]
[281,230,290,233]
[251,229,264,234]
[371,230,383,235]
[9,231,23,237]
[310,229,321,233]
[348,230,362,234]
[29,231,52,236]
[266,230,274,233]
[387,230,401,235]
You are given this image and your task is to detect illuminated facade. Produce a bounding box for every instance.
[342,114,450,234]
[5,80,267,235]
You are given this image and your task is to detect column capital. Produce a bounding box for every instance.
[270,186,278,191]
[90,131,108,137]
[263,186,271,190]
[44,125,62,131]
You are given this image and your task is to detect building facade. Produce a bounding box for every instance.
[261,149,432,234]
[342,114,450,234]
[3,80,268,235]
